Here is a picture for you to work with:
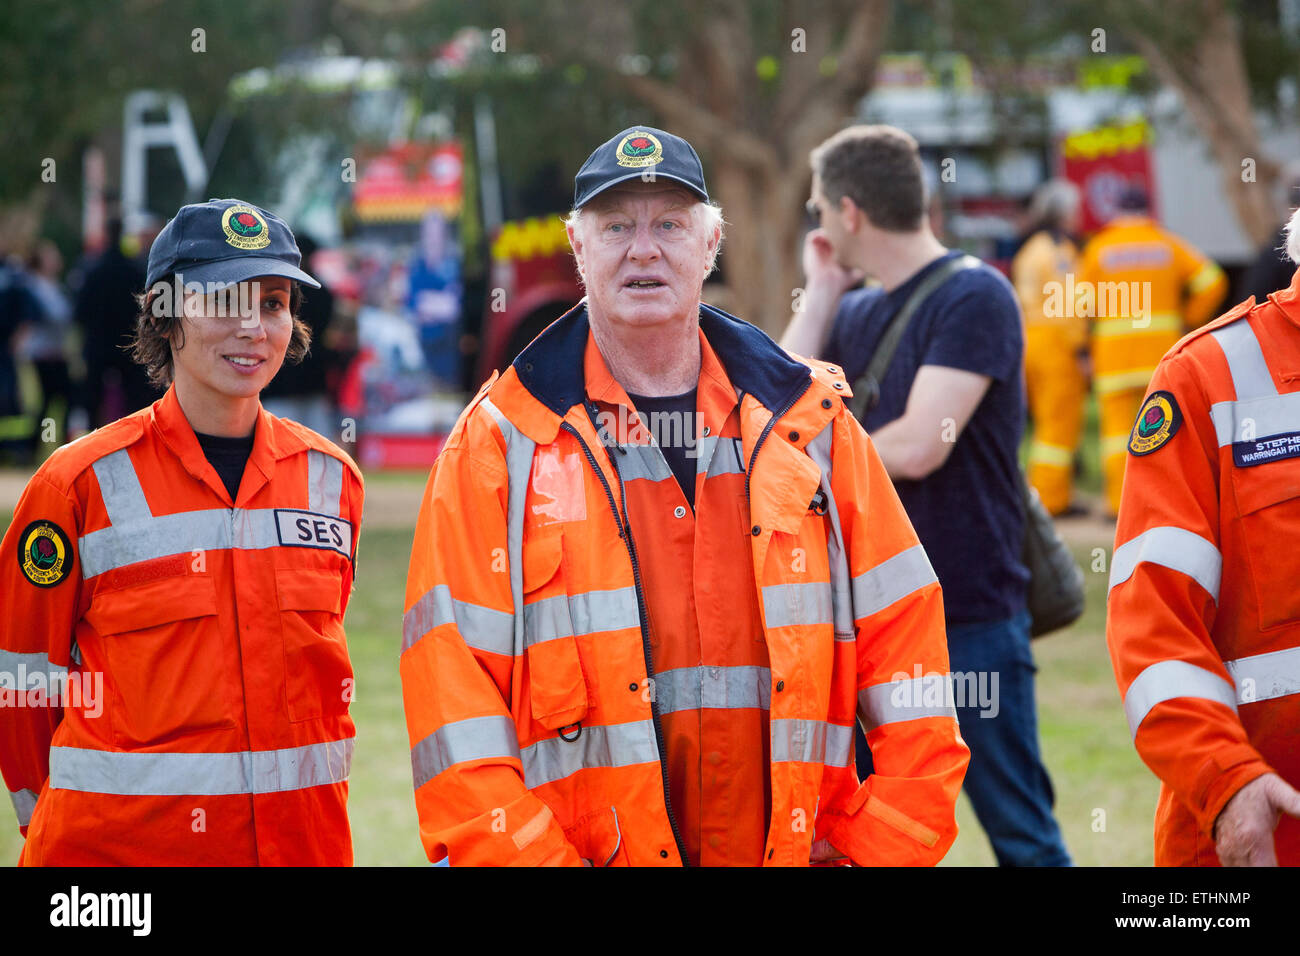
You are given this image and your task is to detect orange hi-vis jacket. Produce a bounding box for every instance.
[1078,215,1227,396]
[401,303,970,866]
[0,386,362,865]
[1107,268,1300,865]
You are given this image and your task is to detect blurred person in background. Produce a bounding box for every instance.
[1076,186,1227,517]
[0,251,42,462]
[20,240,75,458]
[1012,180,1087,516]
[1240,162,1300,302]
[260,234,339,439]
[783,124,1071,867]
[76,216,158,426]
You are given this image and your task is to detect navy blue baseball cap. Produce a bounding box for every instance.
[574,126,709,209]
[145,198,320,291]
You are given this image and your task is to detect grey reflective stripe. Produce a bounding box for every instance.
[1109,526,1221,602]
[307,449,344,517]
[49,737,354,796]
[401,585,514,657]
[9,788,37,827]
[653,665,772,715]
[1212,321,1276,401]
[92,449,151,525]
[0,647,67,682]
[1123,660,1238,738]
[79,507,283,578]
[770,718,853,767]
[1225,645,1300,705]
[852,545,939,619]
[480,398,536,660]
[1208,392,1300,447]
[521,719,661,788]
[858,677,958,732]
[696,435,745,478]
[410,714,520,789]
[523,587,640,646]
[807,428,855,641]
[616,443,672,483]
[762,581,833,629]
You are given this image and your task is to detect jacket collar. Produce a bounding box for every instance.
[150,384,309,506]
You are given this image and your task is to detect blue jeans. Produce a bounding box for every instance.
[854,609,1072,866]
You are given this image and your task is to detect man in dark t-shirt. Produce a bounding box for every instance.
[783,124,1070,866]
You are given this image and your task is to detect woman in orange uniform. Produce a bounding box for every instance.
[0,199,363,865]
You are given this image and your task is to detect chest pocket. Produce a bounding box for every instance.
[276,567,353,722]
[1233,460,1300,630]
[86,573,232,747]
[522,528,590,733]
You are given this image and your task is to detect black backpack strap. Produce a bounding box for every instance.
[849,254,982,421]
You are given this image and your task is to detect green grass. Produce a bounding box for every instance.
[1,496,1159,866]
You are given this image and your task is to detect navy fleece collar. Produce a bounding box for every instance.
[512,302,811,416]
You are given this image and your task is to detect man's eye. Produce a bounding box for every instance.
[607,223,626,233]
[661,221,679,231]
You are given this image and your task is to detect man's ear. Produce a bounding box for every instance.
[839,195,863,234]
[566,220,585,279]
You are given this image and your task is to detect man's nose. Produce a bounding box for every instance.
[628,222,660,259]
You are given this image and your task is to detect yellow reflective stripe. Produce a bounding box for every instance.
[1095,369,1154,394]
[1028,440,1073,468]
[1093,314,1182,337]
[1187,263,1224,295]
[1101,434,1131,456]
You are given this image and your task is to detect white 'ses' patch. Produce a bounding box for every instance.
[275,509,353,557]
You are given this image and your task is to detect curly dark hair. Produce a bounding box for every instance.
[131,277,311,388]
[811,125,927,233]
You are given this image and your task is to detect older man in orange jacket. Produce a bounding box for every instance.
[1107,206,1300,866]
[400,127,969,867]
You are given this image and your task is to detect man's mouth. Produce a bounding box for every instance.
[624,279,665,289]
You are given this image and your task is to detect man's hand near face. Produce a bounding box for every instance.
[781,229,864,358]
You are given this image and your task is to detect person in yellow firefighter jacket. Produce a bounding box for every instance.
[1012,180,1085,516]
[1077,187,1227,516]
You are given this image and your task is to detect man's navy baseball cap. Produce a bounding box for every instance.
[146,198,320,291]
[573,126,709,209]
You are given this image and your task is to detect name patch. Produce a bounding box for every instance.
[274,509,353,557]
[1233,432,1300,468]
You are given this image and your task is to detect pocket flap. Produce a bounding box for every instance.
[87,574,218,635]
[527,635,589,729]
[522,529,564,593]
[1232,462,1300,516]
[276,567,343,614]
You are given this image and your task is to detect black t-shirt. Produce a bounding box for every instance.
[824,251,1029,624]
[194,429,255,501]
[627,388,699,511]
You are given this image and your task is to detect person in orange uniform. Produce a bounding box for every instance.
[1107,206,1300,866]
[1077,187,1227,515]
[1013,180,1086,515]
[0,198,362,865]
[401,127,969,867]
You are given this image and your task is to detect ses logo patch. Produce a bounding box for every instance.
[18,520,72,587]
[1128,390,1182,456]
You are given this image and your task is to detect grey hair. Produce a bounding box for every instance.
[1285,205,1300,264]
[1027,179,1081,233]
[565,200,726,277]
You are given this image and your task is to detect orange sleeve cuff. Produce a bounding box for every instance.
[1192,744,1273,838]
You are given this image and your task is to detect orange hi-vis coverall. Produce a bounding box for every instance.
[401,303,970,866]
[1013,229,1085,515]
[0,386,362,865]
[1107,269,1300,865]
[1078,215,1227,514]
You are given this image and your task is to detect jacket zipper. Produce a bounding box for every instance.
[561,413,691,867]
[744,381,810,502]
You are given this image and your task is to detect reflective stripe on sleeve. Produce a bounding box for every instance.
[652,665,772,715]
[1123,660,1238,738]
[520,720,661,788]
[1212,322,1276,401]
[761,581,833,630]
[480,398,537,662]
[770,718,854,767]
[49,737,354,796]
[858,676,958,732]
[92,449,152,525]
[401,585,514,657]
[9,788,37,827]
[1208,392,1300,447]
[1225,645,1300,705]
[806,428,855,642]
[523,587,641,646]
[1188,264,1224,295]
[411,715,520,790]
[0,648,68,682]
[851,545,939,620]
[1093,314,1183,338]
[1095,368,1157,394]
[1109,526,1221,602]
[307,449,344,517]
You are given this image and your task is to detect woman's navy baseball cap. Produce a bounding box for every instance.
[146,198,320,291]
[574,126,709,209]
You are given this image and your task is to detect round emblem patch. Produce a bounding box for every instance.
[615,131,664,169]
[17,520,73,588]
[1128,389,1182,456]
[220,204,271,251]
